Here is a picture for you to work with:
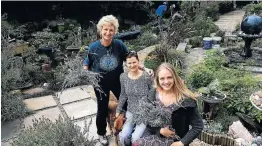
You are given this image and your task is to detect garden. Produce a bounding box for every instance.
[1,1,262,146]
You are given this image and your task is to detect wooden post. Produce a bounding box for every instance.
[212,134,216,145]
[203,132,207,143]
[208,133,212,144]
[221,136,226,146]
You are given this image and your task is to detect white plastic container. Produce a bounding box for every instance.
[212,37,222,49]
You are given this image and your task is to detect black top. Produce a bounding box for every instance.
[145,88,204,146]
[83,39,129,79]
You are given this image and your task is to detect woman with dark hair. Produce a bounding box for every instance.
[116,51,153,146]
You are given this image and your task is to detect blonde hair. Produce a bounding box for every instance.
[97,15,119,36]
[154,63,198,103]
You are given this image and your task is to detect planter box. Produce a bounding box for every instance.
[198,131,236,146]
[14,42,29,55]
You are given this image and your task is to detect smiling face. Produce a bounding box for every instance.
[101,22,115,42]
[126,56,140,72]
[157,68,174,91]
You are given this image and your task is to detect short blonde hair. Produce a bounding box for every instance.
[97,15,119,35]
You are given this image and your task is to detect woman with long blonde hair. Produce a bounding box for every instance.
[133,63,203,146]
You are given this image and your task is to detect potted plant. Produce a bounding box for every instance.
[199,79,226,104]
[198,79,226,119]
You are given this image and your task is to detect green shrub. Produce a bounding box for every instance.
[192,16,219,37]
[245,2,262,15]
[189,36,203,48]
[204,49,228,71]
[30,28,64,49]
[167,50,186,77]
[214,68,245,82]
[186,41,262,122]
[187,64,215,89]
[187,50,227,89]
[1,93,30,122]
[218,1,234,14]
[204,2,220,21]
[220,74,258,91]
[203,121,223,134]
[213,103,239,132]
[12,117,94,146]
[225,86,261,122]
[144,58,162,72]
[125,30,159,52]
[252,38,262,48]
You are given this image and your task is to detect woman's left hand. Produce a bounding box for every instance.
[144,68,154,77]
[170,141,184,146]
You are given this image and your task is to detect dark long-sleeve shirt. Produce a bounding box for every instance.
[146,88,204,146]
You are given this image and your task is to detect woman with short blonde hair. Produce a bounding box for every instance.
[83,15,153,145]
[97,15,119,36]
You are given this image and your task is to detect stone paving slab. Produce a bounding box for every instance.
[138,44,159,64]
[22,87,45,95]
[1,141,12,146]
[56,86,92,104]
[185,48,205,76]
[63,99,97,120]
[1,119,21,141]
[74,117,111,141]
[85,85,96,100]
[23,107,62,128]
[23,95,57,111]
[176,42,187,51]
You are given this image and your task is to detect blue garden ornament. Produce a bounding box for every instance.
[237,14,262,57]
[156,3,167,17]
[241,15,262,35]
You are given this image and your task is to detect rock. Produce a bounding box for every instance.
[10,90,22,95]
[235,138,252,146]
[43,83,50,89]
[228,120,254,141]
[236,112,262,133]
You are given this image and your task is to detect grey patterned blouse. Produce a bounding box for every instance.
[116,71,153,114]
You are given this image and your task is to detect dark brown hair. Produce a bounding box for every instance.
[126,51,139,61]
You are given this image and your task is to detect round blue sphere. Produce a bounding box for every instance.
[241,15,262,34]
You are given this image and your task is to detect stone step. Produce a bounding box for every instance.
[63,99,97,120]
[23,107,62,128]
[22,87,46,95]
[74,117,112,141]
[1,119,21,141]
[23,95,57,111]
[56,85,92,105]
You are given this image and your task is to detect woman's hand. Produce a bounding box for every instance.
[170,141,184,146]
[83,66,88,70]
[144,68,154,77]
[160,127,176,138]
[115,112,120,119]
